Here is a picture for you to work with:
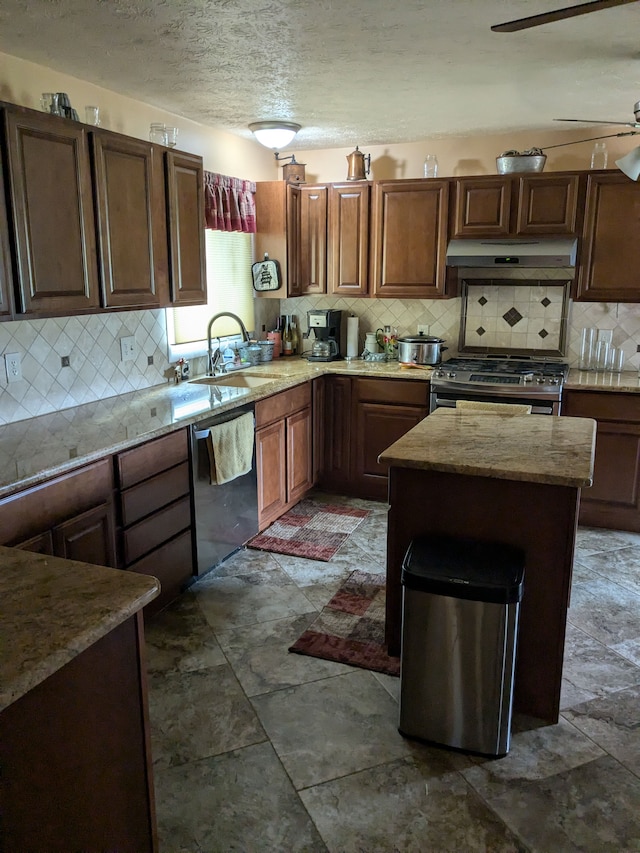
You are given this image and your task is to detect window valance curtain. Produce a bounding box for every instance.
[204,172,256,233]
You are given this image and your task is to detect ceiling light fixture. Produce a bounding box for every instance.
[249,121,301,151]
[615,147,640,181]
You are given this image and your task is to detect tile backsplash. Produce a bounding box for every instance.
[0,285,639,426]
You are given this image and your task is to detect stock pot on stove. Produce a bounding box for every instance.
[397,334,447,365]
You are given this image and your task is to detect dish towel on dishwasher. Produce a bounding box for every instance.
[455,400,532,415]
[206,412,255,485]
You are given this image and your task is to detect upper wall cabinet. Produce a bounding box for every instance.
[328,183,370,297]
[576,171,640,303]
[165,151,207,306]
[0,102,206,318]
[3,107,101,317]
[0,145,15,320]
[370,179,450,299]
[91,132,169,309]
[452,174,581,238]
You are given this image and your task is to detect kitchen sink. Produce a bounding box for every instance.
[190,374,277,389]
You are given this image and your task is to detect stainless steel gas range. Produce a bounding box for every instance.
[429,357,568,415]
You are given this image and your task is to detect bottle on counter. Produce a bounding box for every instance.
[290,316,299,355]
[282,315,293,356]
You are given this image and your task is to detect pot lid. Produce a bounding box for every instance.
[398,335,445,343]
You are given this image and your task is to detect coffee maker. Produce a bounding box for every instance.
[305,309,343,361]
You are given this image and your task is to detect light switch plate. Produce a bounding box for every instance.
[597,329,613,344]
[120,336,137,362]
[5,352,22,383]
[417,324,430,335]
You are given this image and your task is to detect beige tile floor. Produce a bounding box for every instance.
[145,493,640,852]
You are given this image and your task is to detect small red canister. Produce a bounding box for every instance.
[267,331,282,358]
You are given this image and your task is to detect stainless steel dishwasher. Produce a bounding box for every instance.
[190,403,259,576]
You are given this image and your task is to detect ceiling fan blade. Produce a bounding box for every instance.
[491,0,639,33]
[554,118,640,127]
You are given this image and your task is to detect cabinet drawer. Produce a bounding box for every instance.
[255,382,311,428]
[120,461,190,526]
[563,391,640,423]
[116,429,189,489]
[122,495,191,565]
[128,529,194,615]
[354,377,429,407]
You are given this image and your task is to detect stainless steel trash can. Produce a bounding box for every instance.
[398,535,525,757]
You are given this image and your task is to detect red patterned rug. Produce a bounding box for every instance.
[247,500,370,562]
[289,569,400,676]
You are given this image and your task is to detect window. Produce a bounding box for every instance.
[167,230,255,361]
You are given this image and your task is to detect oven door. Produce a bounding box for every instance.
[430,384,560,416]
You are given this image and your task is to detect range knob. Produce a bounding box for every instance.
[549,376,561,386]
[523,372,535,383]
[433,369,445,378]
[536,376,546,384]
[447,371,457,379]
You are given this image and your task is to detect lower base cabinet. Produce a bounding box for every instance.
[0,613,157,852]
[256,383,313,530]
[563,389,640,531]
[319,375,430,500]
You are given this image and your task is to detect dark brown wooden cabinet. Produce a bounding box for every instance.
[165,150,207,305]
[563,389,640,531]
[452,173,581,238]
[255,383,313,529]
[3,107,101,316]
[351,378,429,500]
[254,181,299,298]
[575,171,640,302]
[91,132,169,308]
[0,101,206,317]
[115,428,195,614]
[0,458,116,566]
[0,143,15,320]
[298,184,328,295]
[328,183,370,296]
[370,179,450,299]
[319,375,353,492]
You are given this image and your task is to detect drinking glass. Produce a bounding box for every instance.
[590,141,608,170]
[164,126,178,148]
[595,340,610,371]
[149,123,167,145]
[579,327,596,370]
[610,347,624,373]
[424,154,438,178]
[84,106,100,126]
[41,93,61,115]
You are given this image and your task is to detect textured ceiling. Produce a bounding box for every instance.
[1,0,639,149]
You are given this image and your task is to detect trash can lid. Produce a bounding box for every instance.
[401,535,525,604]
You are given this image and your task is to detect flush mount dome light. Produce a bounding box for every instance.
[249,121,301,149]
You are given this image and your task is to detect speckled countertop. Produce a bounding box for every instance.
[0,358,434,498]
[1,360,635,498]
[0,546,159,711]
[378,408,596,487]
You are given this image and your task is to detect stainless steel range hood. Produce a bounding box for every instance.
[446,238,577,268]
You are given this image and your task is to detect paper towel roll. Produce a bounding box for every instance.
[346,315,359,357]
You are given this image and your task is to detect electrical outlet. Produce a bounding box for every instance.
[597,329,613,344]
[120,336,137,362]
[5,352,22,383]
[417,324,430,335]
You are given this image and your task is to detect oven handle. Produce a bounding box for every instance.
[431,395,558,416]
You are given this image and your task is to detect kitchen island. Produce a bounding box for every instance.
[0,546,160,852]
[379,409,596,723]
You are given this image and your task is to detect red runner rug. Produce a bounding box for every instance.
[289,569,400,677]
[247,500,370,562]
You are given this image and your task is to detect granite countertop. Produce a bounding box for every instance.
[0,358,635,498]
[0,546,159,712]
[0,358,433,498]
[378,408,596,487]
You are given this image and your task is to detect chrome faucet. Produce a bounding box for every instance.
[206,312,251,376]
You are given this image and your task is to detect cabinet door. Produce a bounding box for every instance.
[576,172,640,302]
[516,174,581,235]
[256,419,287,529]
[286,184,302,296]
[0,144,14,320]
[53,502,116,567]
[312,377,325,485]
[4,108,100,315]
[299,185,327,295]
[287,406,313,504]
[453,177,513,237]
[371,180,449,299]
[165,150,207,305]
[328,183,370,296]
[254,181,288,300]
[320,375,352,491]
[91,133,168,308]
[352,402,428,501]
